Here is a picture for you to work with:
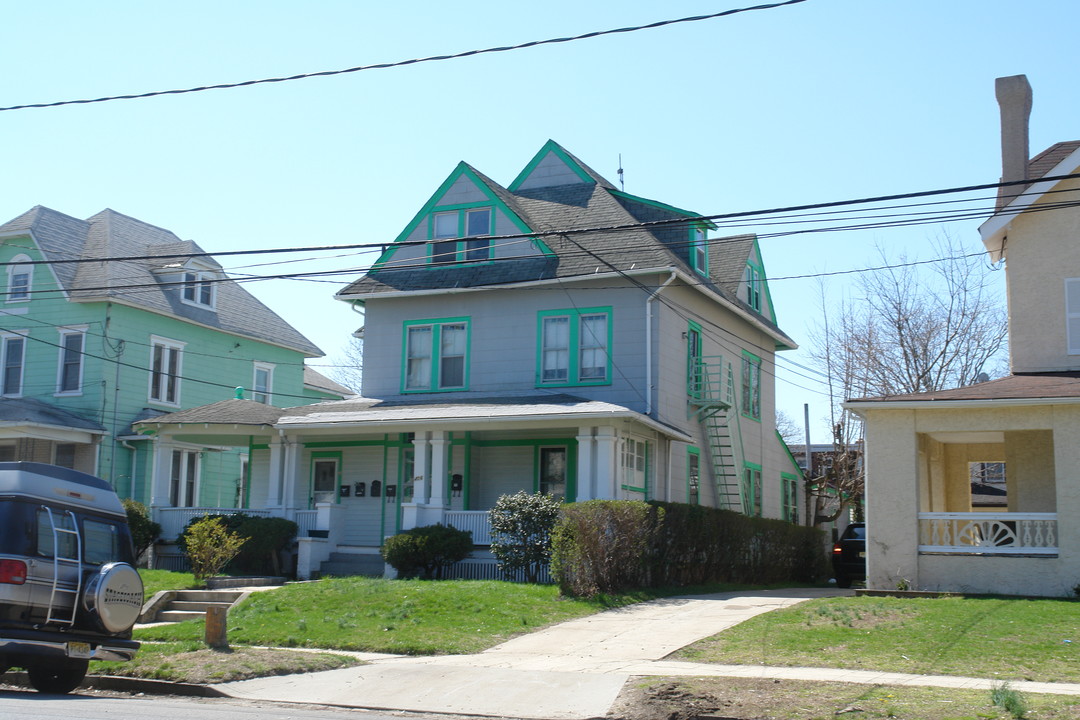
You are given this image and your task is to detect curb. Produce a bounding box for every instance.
[3,671,227,697]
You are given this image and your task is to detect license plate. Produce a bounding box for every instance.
[858,551,866,558]
[67,642,92,659]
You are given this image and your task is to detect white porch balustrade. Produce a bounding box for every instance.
[156,507,273,541]
[918,512,1057,555]
[445,510,492,545]
[294,510,318,537]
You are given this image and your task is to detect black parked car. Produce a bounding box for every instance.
[831,522,866,588]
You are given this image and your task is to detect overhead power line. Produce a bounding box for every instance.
[0,0,807,113]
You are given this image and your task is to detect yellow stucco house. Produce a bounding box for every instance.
[847,76,1080,596]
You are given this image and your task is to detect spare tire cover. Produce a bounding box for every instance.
[84,562,144,633]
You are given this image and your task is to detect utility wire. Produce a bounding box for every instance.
[0,1,807,113]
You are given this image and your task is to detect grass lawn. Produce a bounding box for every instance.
[139,569,200,598]
[677,595,1080,684]
[134,575,639,655]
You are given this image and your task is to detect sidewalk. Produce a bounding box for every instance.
[198,587,1080,718]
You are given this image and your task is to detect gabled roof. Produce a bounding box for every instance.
[135,398,287,427]
[0,206,322,356]
[304,366,355,398]
[980,141,1080,261]
[336,142,793,348]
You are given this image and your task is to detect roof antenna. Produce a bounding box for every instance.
[617,154,625,191]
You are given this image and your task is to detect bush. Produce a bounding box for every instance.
[178,513,297,576]
[488,491,563,582]
[381,524,473,579]
[121,498,161,565]
[183,516,247,581]
[551,500,828,597]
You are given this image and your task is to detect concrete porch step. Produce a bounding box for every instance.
[156,610,207,623]
[173,590,244,603]
[169,600,234,612]
[320,553,385,578]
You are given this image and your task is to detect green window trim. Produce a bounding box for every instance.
[401,317,471,393]
[687,446,701,506]
[428,205,495,265]
[744,263,763,311]
[691,226,709,276]
[743,462,762,517]
[740,351,762,422]
[620,437,650,499]
[536,306,613,387]
[781,472,800,524]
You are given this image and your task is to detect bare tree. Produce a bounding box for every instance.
[775,409,802,446]
[328,336,363,394]
[807,234,1008,525]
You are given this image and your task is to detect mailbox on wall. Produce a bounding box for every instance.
[371,480,381,497]
[339,484,351,497]
[385,484,397,499]
[354,481,366,497]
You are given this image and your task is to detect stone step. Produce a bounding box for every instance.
[157,610,207,622]
[169,600,234,612]
[320,556,385,577]
[173,590,244,603]
[327,552,382,562]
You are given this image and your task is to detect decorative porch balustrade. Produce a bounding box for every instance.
[156,507,273,541]
[445,510,492,545]
[918,512,1057,555]
[294,510,318,537]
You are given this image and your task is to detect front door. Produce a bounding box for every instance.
[311,458,338,506]
[539,447,567,499]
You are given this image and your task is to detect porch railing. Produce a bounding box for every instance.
[294,510,318,537]
[156,507,273,541]
[918,512,1057,555]
[445,510,492,545]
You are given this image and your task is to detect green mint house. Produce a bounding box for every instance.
[0,207,350,558]
[138,142,803,579]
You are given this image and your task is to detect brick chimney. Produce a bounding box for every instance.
[995,74,1032,210]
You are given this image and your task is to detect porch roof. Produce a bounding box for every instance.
[846,372,1080,410]
[0,397,106,443]
[277,393,693,440]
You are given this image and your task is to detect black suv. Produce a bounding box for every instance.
[831,522,866,588]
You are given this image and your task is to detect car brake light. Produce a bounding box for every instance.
[0,559,27,585]
[832,545,843,554]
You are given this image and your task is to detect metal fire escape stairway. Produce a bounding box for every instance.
[688,356,747,513]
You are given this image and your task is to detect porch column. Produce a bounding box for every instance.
[595,427,618,499]
[149,438,173,508]
[281,435,304,517]
[576,428,595,502]
[412,433,430,504]
[429,431,449,508]
[266,435,284,510]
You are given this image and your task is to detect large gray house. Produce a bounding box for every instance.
[138,141,803,578]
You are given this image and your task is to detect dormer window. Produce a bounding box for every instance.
[744,264,762,312]
[6,255,32,302]
[691,227,708,276]
[429,207,492,265]
[181,269,216,309]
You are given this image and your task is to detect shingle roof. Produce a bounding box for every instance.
[848,372,1080,404]
[0,397,106,432]
[0,206,322,356]
[135,398,287,427]
[335,143,787,341]
[303,366,355,397]
[996,140,1080,210]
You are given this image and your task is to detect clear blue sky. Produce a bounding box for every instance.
[4,1,1078,441]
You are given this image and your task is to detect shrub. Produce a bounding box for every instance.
[488,491,563,582]
[381,524,473,579]
[183,516,247,581]
[551,499,828,597]
[178,513,297,575]
[121,498,161,565]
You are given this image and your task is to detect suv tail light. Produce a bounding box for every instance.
[832,544,843,554]
[0,559,27,585]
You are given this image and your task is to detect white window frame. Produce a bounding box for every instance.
[429,207,493,264]
[403,319,469,392]
[621,437,649,493]
[149,335,185,407]
[692,227,708,275]
[6,254,32,303]
[744,264,762,311]
[180,269,216,309]
[56,327,87,396]
[1066,278,1080,355]
[169,448,200,507]
[1,331,27,397]
[252,362,274,404]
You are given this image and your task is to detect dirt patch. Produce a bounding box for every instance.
[607,676,1080,720]
[96,647,359,685]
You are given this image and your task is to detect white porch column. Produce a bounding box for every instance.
[266,435,284,510]
[412,433,430,504]
[281,435,304,518]
[594,428,618,499]
[576,428,595,502]
[149,438,173,508]
[429,431,449,509]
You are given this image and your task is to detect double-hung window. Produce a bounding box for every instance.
[181,270,215,309]
[622,437,648,494]
[57,329,85,394]
[403,318,469,392]
[6,255,32,303]
[430,207,492,264]
[744,264,762,311]
[741,351,761,420]
[1,333,26,397]
[687,447,701,505]
[169,449,199,507]
[538,307,611,386]
[781,473,799,523]
[149,336,184,406]
[252,362,274,404]
[743,464,762,517]
[691,227,708,275]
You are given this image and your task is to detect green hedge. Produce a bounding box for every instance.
[179,513,297,576]
[551,500,828,597]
